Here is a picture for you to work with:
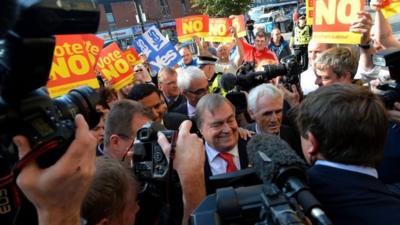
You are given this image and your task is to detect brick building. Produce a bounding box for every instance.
[96,0,197,44]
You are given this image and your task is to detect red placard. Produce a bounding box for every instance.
[48,34,99,97]
[176,15,209,42]
[313,0,364,44]
[96,42,134,91]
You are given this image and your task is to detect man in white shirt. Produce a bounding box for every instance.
[194,94,250,193]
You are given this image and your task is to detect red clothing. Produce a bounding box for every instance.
[241,39,279,66]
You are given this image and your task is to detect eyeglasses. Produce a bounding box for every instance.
[187,87,208,96]
[117,133,135,162]
[134,69,143,73]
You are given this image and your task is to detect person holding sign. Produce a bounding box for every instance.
[215,26,245,75]
[240,30,279,68]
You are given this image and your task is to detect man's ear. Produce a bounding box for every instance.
[110,134,120,149]
[96,218,110,225]
[248,108,256,120]
[301,131,320,164]
[340,71,352,83]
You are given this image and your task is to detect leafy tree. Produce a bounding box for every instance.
[191,0,252,17]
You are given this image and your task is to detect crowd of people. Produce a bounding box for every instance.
[8,1,400,225]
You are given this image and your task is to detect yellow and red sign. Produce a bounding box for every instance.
[205,15,247,42]
[81,34,104,68]
[230,15,247,38]
[205,18,232,42]
[96,42,134,91]
[306,0,314,25]
[176,15,209,42]
[48,34,100,98]
[379,0,400,18]
[124,47,141,66]
[313,0,364,44]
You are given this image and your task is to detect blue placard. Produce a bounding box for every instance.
[132,26,182,72]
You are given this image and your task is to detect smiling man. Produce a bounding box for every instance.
[194,94,250,189]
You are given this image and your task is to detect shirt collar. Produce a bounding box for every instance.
[315,160,378,178]
[187,102,196,118]
[205,142,239,162]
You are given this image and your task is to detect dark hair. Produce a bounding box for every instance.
[194,94,235,129]
[104,99,149,147]
[81,156,139,225]
[296,84,388,167]
[128,83,160,101]
[97,87,117,109]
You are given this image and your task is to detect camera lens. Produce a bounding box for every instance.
[54,86,100,129]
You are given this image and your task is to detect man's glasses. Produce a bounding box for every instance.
[134,69,143,73]
[187,87,208,96]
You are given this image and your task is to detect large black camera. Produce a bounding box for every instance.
[0,0,100,224]
[372,48,400,109]
[133,122,176,181]
[233,55,302,92]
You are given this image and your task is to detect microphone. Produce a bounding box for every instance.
[219,73,237,92]
[247,134,332,225]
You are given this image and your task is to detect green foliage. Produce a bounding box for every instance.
[191,0,252,17]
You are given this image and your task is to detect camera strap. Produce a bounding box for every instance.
[14,139,61,172]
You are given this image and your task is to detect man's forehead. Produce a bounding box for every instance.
[203,103,234,121]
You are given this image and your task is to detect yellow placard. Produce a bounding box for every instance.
[313,0,364,44]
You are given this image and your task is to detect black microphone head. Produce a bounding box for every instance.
[246,134,306,183]
[219,73,236,91]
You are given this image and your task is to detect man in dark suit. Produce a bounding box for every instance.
[296,84,400,225]
[173,66,209,118]
[246,83,302,157]
[157,67,187,111]
[194,94,249,194]
[128,83,188,130]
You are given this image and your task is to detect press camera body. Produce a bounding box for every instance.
[372,48,400,109]
[236,55,302,91]
[0,1,100,224]
[133,122,176,181]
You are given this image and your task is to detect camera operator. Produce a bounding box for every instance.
[13,114,97,225]
[101,100,150,161]
[296,84,400,225]
[81,120,206,225]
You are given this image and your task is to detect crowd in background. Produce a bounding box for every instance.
[9,1,400,225]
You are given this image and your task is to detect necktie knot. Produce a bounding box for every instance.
[218,152,237,173]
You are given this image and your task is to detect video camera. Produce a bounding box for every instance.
[372,48,400,109]
[133,122,176,181]
[0,0,100,224]
[234,55,302,92]
[190,183,306,225]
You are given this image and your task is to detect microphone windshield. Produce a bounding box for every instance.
[219,73,236,91]
[246,134,306,182]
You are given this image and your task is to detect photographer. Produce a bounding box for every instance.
[13,115,97,225]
